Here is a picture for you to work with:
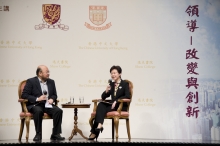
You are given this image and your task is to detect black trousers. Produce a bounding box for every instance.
[30,103,63,135]
[90,102,118,133]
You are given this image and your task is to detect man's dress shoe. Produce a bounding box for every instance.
[50,134,65,140]
[33,133,42,141]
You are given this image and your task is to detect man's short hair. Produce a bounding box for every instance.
[36,67,42,76]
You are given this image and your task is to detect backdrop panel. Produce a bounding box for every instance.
[0,0,220,140]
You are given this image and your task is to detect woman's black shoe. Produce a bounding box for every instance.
[95,127,104,133]
[88,132,99,141]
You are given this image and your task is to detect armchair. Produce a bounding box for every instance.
[89,79,133,140]
[18,80,59,141]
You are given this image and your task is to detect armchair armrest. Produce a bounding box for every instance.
[18,99,28,113]
[92,99,111,102]
[18,99,28,102]
[54,99,59,106]
[117,98,131,114]
[18,99,59,112]
[91,99,112,112]
[117,99,131,103]
[91,98,131,114]
[92,99,100,102]
[91,99,101,112]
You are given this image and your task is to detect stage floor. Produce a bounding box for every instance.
[0,138,220,145]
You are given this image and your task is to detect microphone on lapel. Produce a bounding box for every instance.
[41,90,48,103]
[43,90,47,95]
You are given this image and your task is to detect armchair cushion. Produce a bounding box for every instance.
[91,111,129,117]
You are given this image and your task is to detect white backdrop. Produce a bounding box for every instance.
[0,0,220,141]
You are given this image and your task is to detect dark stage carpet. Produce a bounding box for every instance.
[0,138,220,145]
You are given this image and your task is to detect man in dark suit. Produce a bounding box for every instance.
[21,65,65,141]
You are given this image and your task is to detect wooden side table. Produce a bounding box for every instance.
[61,103,91,140]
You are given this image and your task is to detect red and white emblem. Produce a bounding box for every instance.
[89,6,107,26]
[35,4,69,31]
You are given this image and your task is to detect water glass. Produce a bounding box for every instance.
[79,96,81,103]
[70,96,74,104]
[81,96,84,103]
[79,96,84,103]
[72,96,74,104]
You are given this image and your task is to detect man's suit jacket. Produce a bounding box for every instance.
[101,79,131,111]
[21,76,58,111]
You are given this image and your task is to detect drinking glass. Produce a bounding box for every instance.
[81,96,84,103]
[72,96,74,104]
[79,96,81,103]
[69,96,71,103]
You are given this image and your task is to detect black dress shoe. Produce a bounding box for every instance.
[88,132,99,141]
[50,134,65,140]
[33,133,42,141]
[95,127,104,133]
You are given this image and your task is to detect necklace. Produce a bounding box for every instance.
[115,79,121,85]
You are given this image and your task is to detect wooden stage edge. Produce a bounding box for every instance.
[0,138,220,145]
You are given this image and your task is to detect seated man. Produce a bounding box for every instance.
[21,65,65,141]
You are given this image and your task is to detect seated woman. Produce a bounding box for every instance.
[88,65,131,140]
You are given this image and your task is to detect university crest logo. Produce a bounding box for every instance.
[35,4,69,31]
[85,6,112,31]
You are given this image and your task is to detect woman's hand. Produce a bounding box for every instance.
[111,101,116,109]
[105,85,111,93]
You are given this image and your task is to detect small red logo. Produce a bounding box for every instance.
[85,6,111,31]
[35,4,69,31]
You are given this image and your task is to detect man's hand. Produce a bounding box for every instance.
[111,101,116,109]
[48,99,54,104]
[37,95,47,101]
